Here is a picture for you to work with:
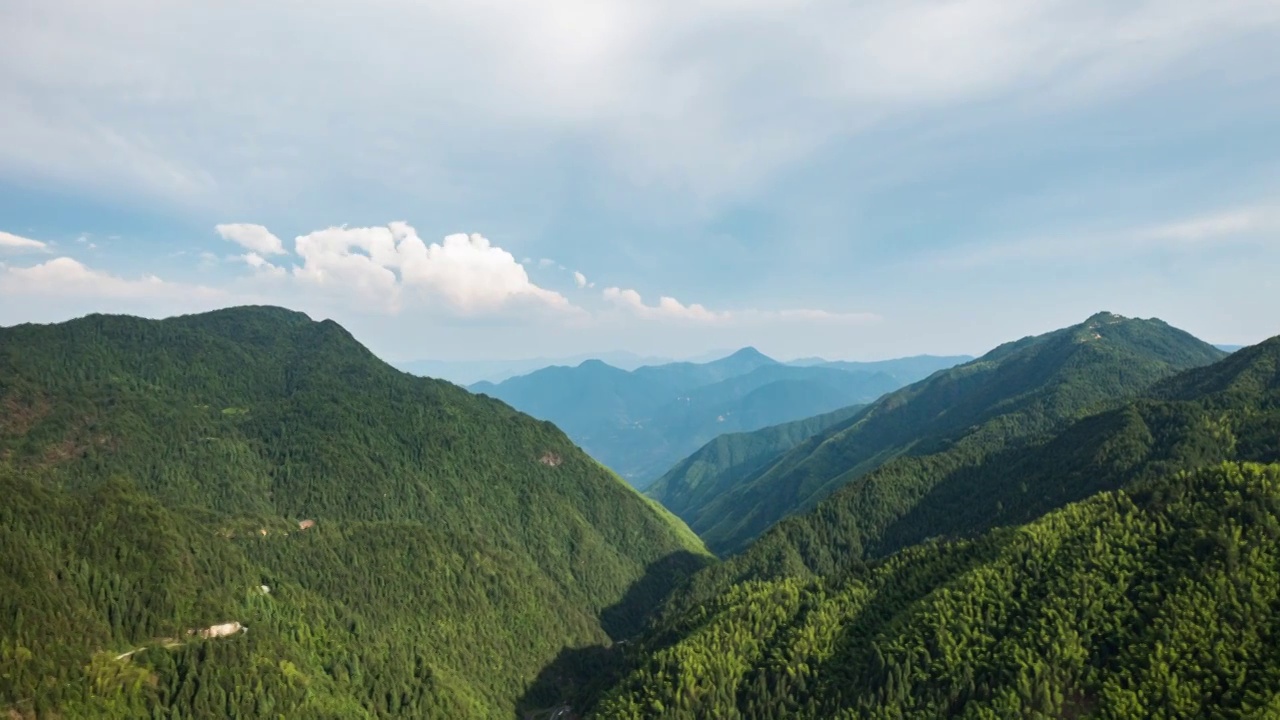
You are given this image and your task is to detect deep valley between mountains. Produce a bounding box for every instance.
[3,307,1279,719]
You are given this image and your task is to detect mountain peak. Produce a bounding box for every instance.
[723,347,774,363]
[576,358,619,371]
[1084,310,1126,324]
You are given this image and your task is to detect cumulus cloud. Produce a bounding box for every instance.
[573,271,589,288]
[0,231,48,253]
[216,223,287,255]
[285,222,573,314]
[239,251,287,278]
[602,286,726,321]
[602,286,879,325]
[0,257,223,300]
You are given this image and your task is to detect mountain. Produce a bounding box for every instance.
[582,334,1280,718]
[471,349,954,487]
[396,351,677,385]
[593,463,1280,719]
[787,354,975,383]
[630,347,779,392]
[0,307,709,718]
[687,312,1227,555]
[646,405,866,524]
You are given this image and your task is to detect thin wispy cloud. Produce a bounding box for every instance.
[0,256,223,301]
[2,1,1275,213]
[2,1,1277,358]
[938,204,1280,269]
[0,231,49,253]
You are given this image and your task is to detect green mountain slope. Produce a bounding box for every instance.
[472,349,922,488]
[592,461,1280,719]
[647,405,866,525]
[692,312,1226,554]
[579,333,1280,718]
[789,355,975,384]
[0,307,709,719]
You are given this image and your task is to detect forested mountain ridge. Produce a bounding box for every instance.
[0,306,709,718]
[592,462,1280,719]
[584,334,1280,718]
[689,312,1226,554]
[646,404,866,524]
[787,355,975,383]
[655,328,1279,623]
[470,348,953,488]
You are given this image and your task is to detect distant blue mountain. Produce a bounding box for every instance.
[394,350,675,385]
[468,349,969,488]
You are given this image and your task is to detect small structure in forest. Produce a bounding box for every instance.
[191,621,245,639]
[298,519,316,531]
[538,452,563,467]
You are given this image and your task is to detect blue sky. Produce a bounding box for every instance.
[2,0,1278,363]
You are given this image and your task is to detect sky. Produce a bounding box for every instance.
[2,0,1279,363]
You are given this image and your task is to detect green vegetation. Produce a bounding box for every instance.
[584,332,1280,718]
[593,462,1280,719]
[0,306,709,718]
[688,312,1226,555]
[4,306,1272,719]
[470,349,960,488]
[647,405,865,525]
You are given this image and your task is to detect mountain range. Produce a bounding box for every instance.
[394,351,679,386]
[4,306,1278,719]
[470,350,970,487]
[663,312,1226,555]
[582,324,1280,718]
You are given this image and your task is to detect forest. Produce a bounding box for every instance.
[0,307,708,718]
[683,312,1227,555]
[586,333,1280,717]
[3,306,1279,718]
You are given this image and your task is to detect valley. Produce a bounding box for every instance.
[4,6,1275,717]
[2,308,1277,719]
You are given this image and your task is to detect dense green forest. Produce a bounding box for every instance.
[687,312,1226,555]
[470,349,960,487]
[0,307,709,718]
[593,461,1280,719]
[3,306,1274,719]
[582,332,1280,718]
[646,404,865,524]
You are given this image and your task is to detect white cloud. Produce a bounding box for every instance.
[286,222,573,315]
[602,285,879,325]
[943,204,1280,268]
[538,258,556,268]
[1138,209,1270,245]
[0,231,48,253]
[574,271,588,288]
[239,251,287,278]
[4,1,1273,211]
[749,308,882,324]
[0,257,223,300]
[602,286,727,322]
[216,223,287,255]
